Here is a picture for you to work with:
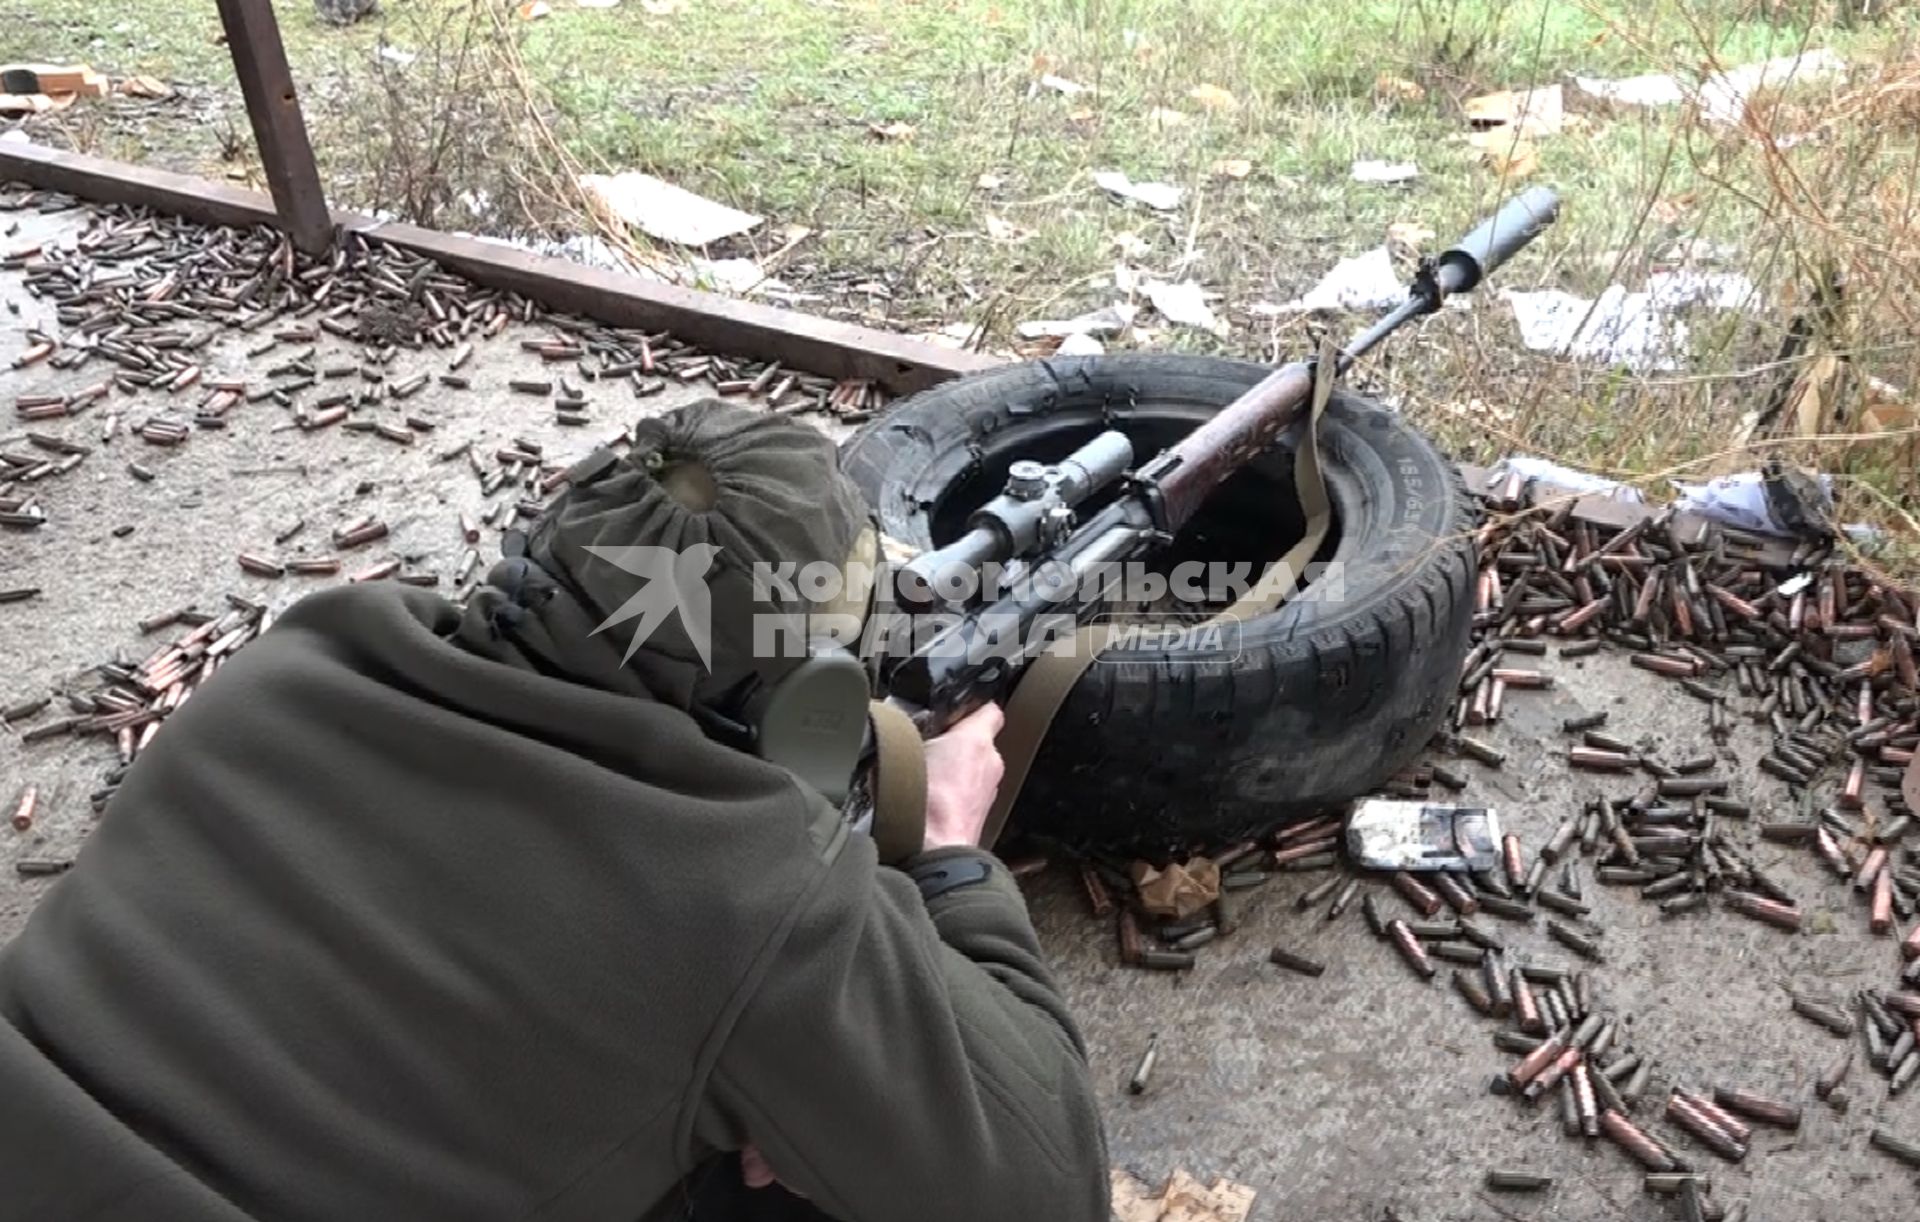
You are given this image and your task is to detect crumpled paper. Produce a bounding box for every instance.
[1281,246,1405,312]
[1112,1168,1256,1222]
[1129,858,1221,920]
[1501,269,1758,373]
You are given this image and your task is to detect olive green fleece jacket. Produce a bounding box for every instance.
[0,584,1108,1221]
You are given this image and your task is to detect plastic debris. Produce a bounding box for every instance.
[1093,170,1183,211]
[1576,48,1845,126]
[1351,159,1419,184]
[1056,333,1105,357]
[1014,304,1137,341]
[1492,456,1645,503]
[578,172,762,247]
[1144,280,1224,335]
[1673,469,1834,539]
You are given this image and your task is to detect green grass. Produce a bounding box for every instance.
[5,0,1920,557]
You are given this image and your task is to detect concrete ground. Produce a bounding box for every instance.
[3,204,1916,1221]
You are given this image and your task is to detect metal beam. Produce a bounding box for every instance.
[0,142,1002,394]
[214,0,332,256]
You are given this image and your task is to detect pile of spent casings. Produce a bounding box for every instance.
[1017,480,1920,1220]
[2,192,886,846]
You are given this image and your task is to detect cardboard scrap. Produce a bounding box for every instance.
[1129,858,1220,919]
[578,171,762,246]
[1468,129,1539,178]
[0,63,107,97]
[1111,1168,1256,1222]
[1464,83,1564,138]
[1187,83,1238,111]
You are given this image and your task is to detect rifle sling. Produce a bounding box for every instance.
[866,345,1337,858]
[983,344,1338,848]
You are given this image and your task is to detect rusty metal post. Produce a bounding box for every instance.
[215,0,332,255]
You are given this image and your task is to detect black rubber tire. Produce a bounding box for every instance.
[840,354,1478,843]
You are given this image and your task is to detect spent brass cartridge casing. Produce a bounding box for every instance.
[1483,953,1512,1016]
[1476,893,1534,921]
[1536,888,1591,917]
[1556,976,1583,1023]
[1622,1059,1654,1105]
[1870,1127,1920,1167]
[1453,970,1495,1015]
[1602,1110,1677,1171]
[1458,917,1502,951]
[1667,1094,1747,1162]
[1135,950,1194,972]
[1661,892,1708,916]
[1759,821,1816,843]
[1873,871,1895,935]
[1277,851,1336,872]
[1816,1052,1853,1099]
[1893,1029,1918,1070]
[1571,746,1636,772]
[1643,873,1693,900]
[1602,1051,1642,1083]
[1544,818,1579,860]
[1559,1075,1580,1135]
[1599,866,1658,885]
[1391,871,1443,917]
[1526,1047,1582,1100]
[1508,1032,1569,1089]
[1457,735,1505,767]
[235,552,284,578]
[1267,946,1325,976]
[1658,777,1729,797]
[1724,891,1801,931]
[1362,892,1388,937]
[1856,846,1889,891]
[1548,919,1602,960]
[1564,711,1609,732]
[1502,834,1527,889]
[1513,970,1544,1034]
[1432,871,1478,915]
[1326,878,1360,920]
[1633,652,1697,677]
[1296,875,1344,911]
[1643,1172,1708,1194]
[1386,920,1435,979]
[1678,1090,1751,1145]
[1494,1030,1542,1056]
[1591,1060,1628,1115]
[1484,1170,1552,1191]
[1430,764,1468,791]
[11,785,37,831]
[1792,995,1855,1036]
[1891,1054,1919,1096]
[1570,1013,1605,1049]
[1573,1060,1601,1136]
[1540,988,1568,1032]
[1127,1034,1158,1094]
[1433,941,1486,965]
[1169,927,1216,953]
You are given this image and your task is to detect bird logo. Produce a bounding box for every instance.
[584,544,722,670]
